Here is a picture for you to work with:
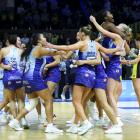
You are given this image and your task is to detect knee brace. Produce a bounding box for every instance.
[25,98,38,112]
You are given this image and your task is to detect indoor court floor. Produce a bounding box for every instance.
[0,102,140,140]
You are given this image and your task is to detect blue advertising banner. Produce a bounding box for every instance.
[119,80,137,102]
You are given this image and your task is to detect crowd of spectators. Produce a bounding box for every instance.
[0,0,140,30]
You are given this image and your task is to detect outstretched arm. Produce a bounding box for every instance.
[128,55,140,64]
[76,50,101,66]
[62,51,74,59]
[96,42,120,54]
[38,47,66,57]
[46,41,85,51]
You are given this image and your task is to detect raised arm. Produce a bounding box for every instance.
[46,41,85,51]
[90,15,121,41]
[102,22,125,39]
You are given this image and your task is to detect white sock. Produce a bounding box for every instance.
[48,123,53,127]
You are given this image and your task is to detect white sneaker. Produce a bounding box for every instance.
[0,112,8,123]
[21,118,29,129]
[96,117,108,126]
[61,94,66,101]
[117,117,123,127]
[9,119,24,131]
[66,124,78,134]
[89,117,95,126]
[45,124,63,134]
[78,122,93,135]
[105,125,122,134]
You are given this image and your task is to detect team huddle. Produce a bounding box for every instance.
[0,11,140,135]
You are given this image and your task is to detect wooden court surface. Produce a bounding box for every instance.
[0,102,140,140]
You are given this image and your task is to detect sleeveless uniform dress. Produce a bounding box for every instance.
[102,37,122,82]
[95,59,107,90]
[43,56,61,83]
[2,47,23,90]
[22,47,48,93]
[74,40,96,88]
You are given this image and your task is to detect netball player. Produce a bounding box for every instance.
[8,33,65,133]
[0,35,24,120]
[46,25,121,135]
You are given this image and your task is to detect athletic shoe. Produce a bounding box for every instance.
[66,124,78,134]
[9,119,24,131]
[45,124,63,133]
[21,118,29,129]
[78,122,93,135]
[95,117,108,126]
[117,117,123,127]
[105,125,122,134]
[89,117,95,126]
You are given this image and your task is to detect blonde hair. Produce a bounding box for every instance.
[117,23,132,36]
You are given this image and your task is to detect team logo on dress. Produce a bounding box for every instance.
[16,81,21,84]
[8,81,11,85]
[85,73,89,77]
[116,70,119,73]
